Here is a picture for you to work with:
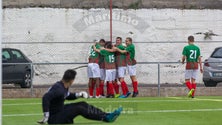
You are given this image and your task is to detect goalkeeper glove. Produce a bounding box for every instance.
[37,112,49,124]
[76,91,88,98]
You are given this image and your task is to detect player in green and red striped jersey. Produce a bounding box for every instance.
[98,39,106,97]
[88,40,101,98]
[114,37,139,97]
[94,42,116,98]
[115,37,131,98]
[182,36,203,98]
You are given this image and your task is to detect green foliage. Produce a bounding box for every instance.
[128,0,142,9]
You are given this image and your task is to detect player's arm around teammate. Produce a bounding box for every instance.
[114,37,139,97]
[182,36,203,98]
[94,42,117,98]
[38,69,122,124]
[114,37,131,98]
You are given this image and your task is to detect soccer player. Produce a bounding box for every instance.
[88,40,101,98]
[115,37,131,98]
[182,35,203,98]
[37,69,122,124]
[114,37,139,97]
[94,42,116,98]
[98,39,106,97]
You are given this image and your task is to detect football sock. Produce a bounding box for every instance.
[96,87,100,97]
[120,81,127,95]
[108,82,114,95]
[106,82,110,95]
[191,83,196,97]
[132,81,138,93]
[113,82,120,94]
[185,81,192,90]
[89,87,94,96]
[99,81,104,96]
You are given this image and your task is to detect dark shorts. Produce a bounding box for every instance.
[48,103,78,124]
[48,101,106,124]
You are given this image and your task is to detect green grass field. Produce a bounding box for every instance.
[2,96,222,125]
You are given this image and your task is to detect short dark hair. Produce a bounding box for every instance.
[99,39,105,43]
[62,69,77,82]
[188,35,194,42]
[126,37,132,42]
[116,37,122,41]
[105,42,112,49]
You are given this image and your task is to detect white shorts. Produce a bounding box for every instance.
[127,65,136,76]
[117,66,127,78]
[87,63,100,78]
[105,69,116,82]
[185,69,198,80]
[100,68,106,81]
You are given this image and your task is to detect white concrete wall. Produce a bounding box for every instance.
[2,8,222,85]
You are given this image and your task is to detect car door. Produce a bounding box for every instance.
[9,49,28,81]
[2,49,14,83]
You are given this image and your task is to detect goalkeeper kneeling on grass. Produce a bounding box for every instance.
[38,69,122,124]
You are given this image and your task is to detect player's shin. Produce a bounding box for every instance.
[120,81,127,95]
[191,83,197,97]
[106,82,110,96]
[132,81,138,93]
[88,79,95,97]
[113,81,120,94]
[108,82,115,97]
[99,81,105,96]
[95,79,100,98]
[185,81,192,90]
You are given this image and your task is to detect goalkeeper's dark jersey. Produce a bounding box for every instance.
[42,81,77,115]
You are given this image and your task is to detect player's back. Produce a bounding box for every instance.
[100,50,116,69]
[88,44,100,63]
[183,44,200,62]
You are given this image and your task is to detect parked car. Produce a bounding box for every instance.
[2,48,33,88]
[203,47,222,87]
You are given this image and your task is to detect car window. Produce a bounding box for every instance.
[211,48,222,58]
[2,50,11,59]
[11,50,24,59]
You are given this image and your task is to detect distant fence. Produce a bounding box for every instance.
[2,41,222,96]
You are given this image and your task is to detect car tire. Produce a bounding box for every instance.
[20,71,32,88]
[204,81,217,87]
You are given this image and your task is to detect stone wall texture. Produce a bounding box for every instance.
[2,8,222,85]
[3,0,222,9]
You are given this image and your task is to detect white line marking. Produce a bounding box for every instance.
[130,108,222,113]
[168,97,222,102]
[3,103,41,106]
[1,100,196,106]
[3,108,222,117]
[3,98,222,106]
[194,98,222,102]
[3,113,42,117]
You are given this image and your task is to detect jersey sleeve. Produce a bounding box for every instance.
[126,45,133,52]
[96,43,101,49]
[66,92,77,100]
[118,45,126,50]
[100,50,108,56]
[182,47,187,56]
[197,47,201,58]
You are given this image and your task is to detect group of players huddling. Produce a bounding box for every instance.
[38,35,203,124]
[87,37,139,98]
